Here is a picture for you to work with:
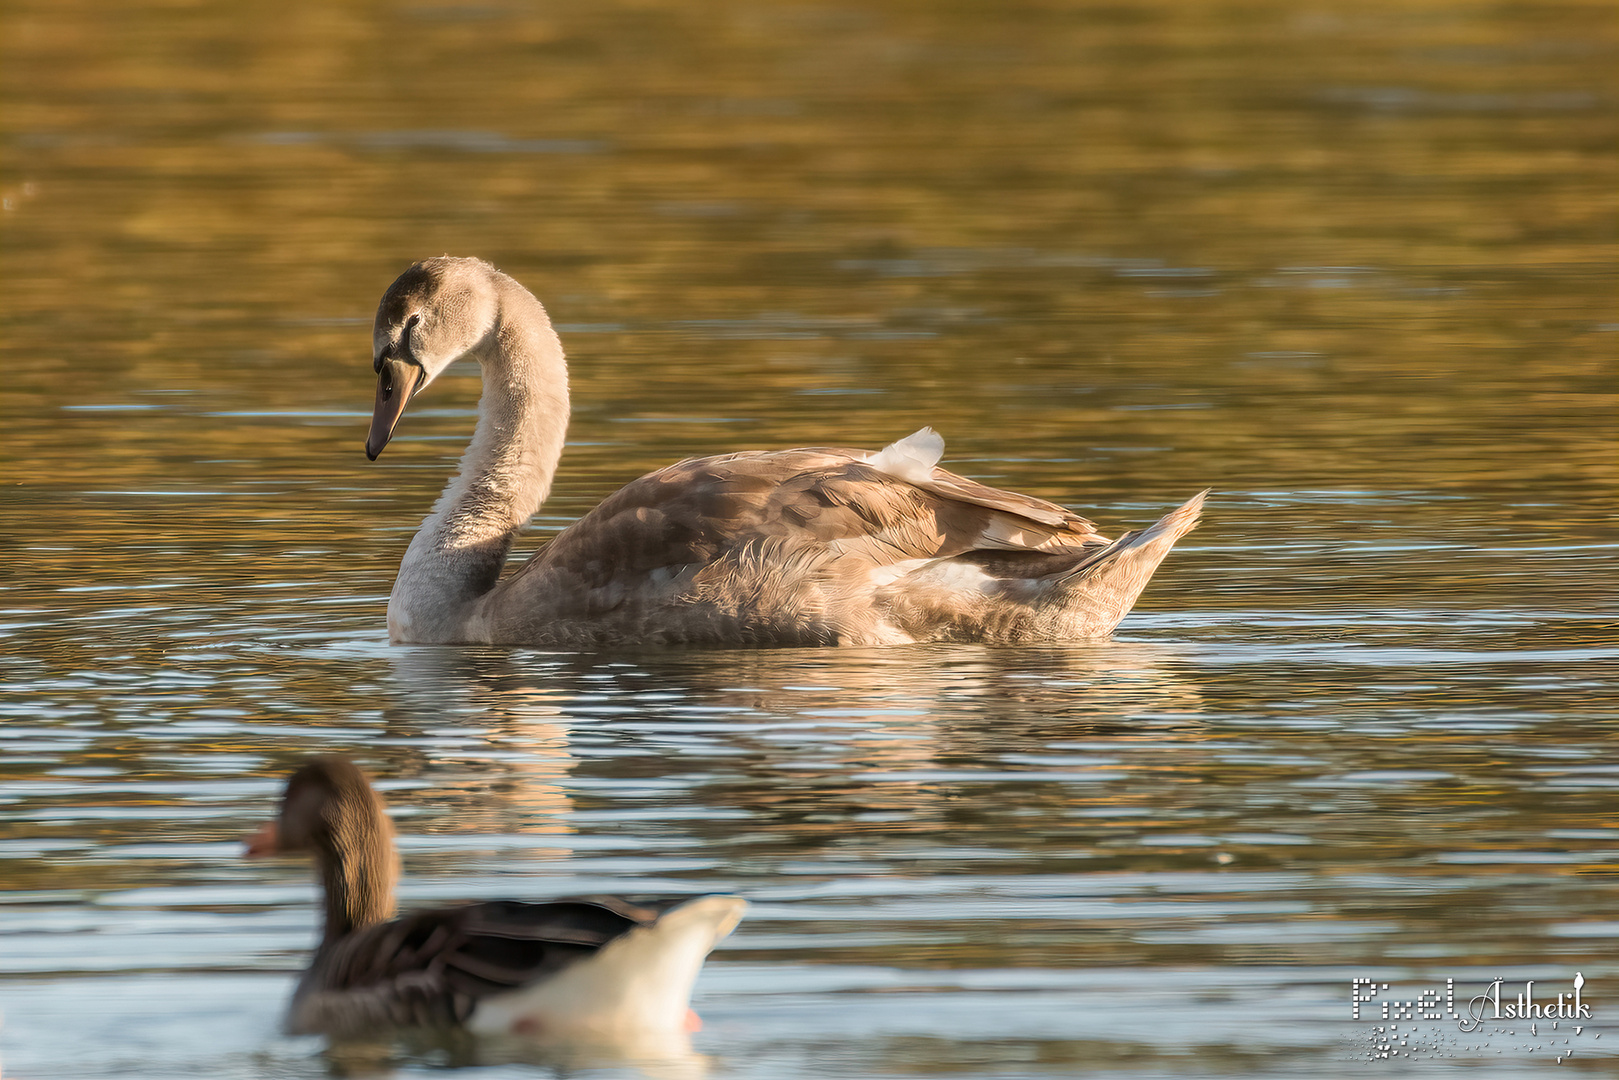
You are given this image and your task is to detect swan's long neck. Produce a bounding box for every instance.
[389,279,569,642]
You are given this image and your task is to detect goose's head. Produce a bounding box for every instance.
[246,755,399,935]
[247,755,396,861]
[367,257,500,460]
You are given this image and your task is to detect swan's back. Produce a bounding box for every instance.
[475,439,1193,646]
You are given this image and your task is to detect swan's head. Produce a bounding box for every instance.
[367,257,501,460]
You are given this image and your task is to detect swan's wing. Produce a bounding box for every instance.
[289,898,650,1035]
[517,444,1109,586]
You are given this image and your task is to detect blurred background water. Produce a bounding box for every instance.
[1,0,1615,1077]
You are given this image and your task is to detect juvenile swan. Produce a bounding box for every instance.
[367,256,1206,646]
[245,755,745,1044]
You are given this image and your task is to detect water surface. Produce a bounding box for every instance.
[1,0,1615,1076]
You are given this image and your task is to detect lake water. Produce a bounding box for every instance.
[1,0,1615,1077]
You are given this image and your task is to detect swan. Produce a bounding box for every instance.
[366,256,1206,645]
[245,755,745,1043]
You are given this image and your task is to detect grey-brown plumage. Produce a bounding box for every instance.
[367,257,1207,646]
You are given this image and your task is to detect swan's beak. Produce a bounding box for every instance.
[367,358,422,460]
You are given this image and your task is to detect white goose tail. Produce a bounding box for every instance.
[469,896,746,1046]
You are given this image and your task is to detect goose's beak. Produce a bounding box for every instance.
[243,821,280,858]
[367,358,422,460]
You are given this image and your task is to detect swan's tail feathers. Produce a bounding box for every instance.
[1047,489,1207,637]
[469,895,746,1046]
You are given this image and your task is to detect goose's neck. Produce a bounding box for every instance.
[314,825,398,945]
[390,281,570,642]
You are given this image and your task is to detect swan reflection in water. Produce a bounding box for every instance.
[372,641,1207,836]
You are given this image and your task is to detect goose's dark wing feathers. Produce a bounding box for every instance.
[296,898,654,1034]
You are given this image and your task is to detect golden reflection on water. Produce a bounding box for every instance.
[2,0,1617,1075]
[3,0,1614,505]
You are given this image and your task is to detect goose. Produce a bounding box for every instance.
[244,755,746,1044]
[366,256,1206,645]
